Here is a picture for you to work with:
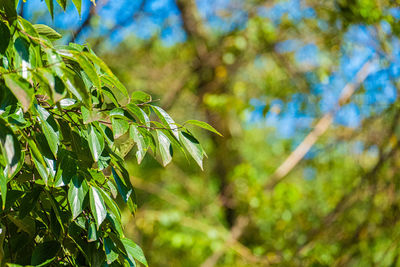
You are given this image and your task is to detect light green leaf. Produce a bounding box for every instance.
[71,0,82,16]
[89,186,107,229]
[184,120,222,136]
[111,117,129,138]
[55,0,67,10]
[62,66,91,107]
[97,186,121,220]
[33,24,62,40]
[84,52,128,96]
[87,124,105,162]
[68,176,88,219]
[0,122,21,178]
[156,130,172,167]
[76,54,102,90]
[44,0,54,19]
[4,74,33,112]
[35,104,60,157]
[152,106,179,139]
[131,91,151,103]
[130,125,147,164]
[179,131,204,170]
[127,104,150,127]
[121,238,148,267]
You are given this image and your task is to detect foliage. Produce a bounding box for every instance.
[0,0,216,265]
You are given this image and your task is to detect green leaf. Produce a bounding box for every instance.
[179,131,204,170]
[87,221,98,242]
[156,130,172,167]
[35,105,60,157]
[68,176,88,219]
[127,103,150,127]
[87,124,105,162]
[84,52,129,97]
[44,0,54,19]
[62,66,91,107]
[89,186,107,229]
[121,237,148,267]
[55,0,67,10]
[71,0,82,16]
[111,168,133,208]
[152,106,179,139]
[104,236,119,264]
[0,21,10,56]
[76,54,102,90]
[54,149,77,187]
[131,91,151,103]
[130,125,147,164]
[0,169,7,209]
[111,117,129,138]
[18,186,42,219]
[0,0,17,22]
[27,139,50,183]
[33,24,62,40]
[18,17,40,38]
[0,122,21,178]
[184,120,222,136]
[97,186,121,220]
[31,241,60,266]
[4,74,33,112]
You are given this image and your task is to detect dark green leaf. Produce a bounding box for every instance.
[0,169,7,209]
[31,241,60,266]
[87,221,97,242]
[18,187,42,219]
[111,167,132,203]
[89,186,107,229]
[0,21,10,56]
[104,236,119,264]
[68,176,88,219]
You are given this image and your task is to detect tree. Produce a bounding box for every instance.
[0,0,217,265]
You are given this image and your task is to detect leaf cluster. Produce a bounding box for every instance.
[0,0,218,265]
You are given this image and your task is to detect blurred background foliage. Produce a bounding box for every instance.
[18,0,400,265]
